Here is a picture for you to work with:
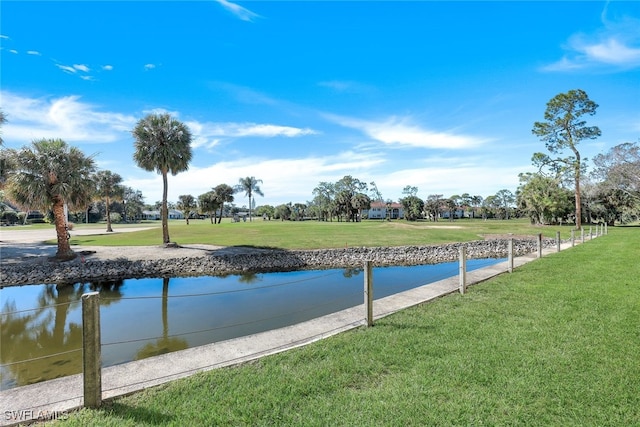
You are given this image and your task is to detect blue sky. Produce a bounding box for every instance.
[1,1,639,208]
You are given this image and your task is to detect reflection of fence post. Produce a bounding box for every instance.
[364,261,373,327]
[459,247,467,294]
[537,233,543,258]
[82,292,102,408]
[508,239,514,274]
[571,229,575,247]
[556,231,561,252]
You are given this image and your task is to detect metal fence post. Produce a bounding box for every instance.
[556,231,561,252]
[459,247,467,294]
[581,227,585,243]
[82,292,102,408]
[364,261,373,327]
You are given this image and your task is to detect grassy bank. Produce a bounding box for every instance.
[62,218,583,249]
[52,227,639,426]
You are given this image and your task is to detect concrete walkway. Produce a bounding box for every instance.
[0,239,588,426]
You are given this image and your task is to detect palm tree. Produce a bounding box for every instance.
[198,191,219,224]
[177,194,196,224]
[95,170,124,232]
[132,113,192,245]
[213,183,234,224]
[234,177,263,222]
[6,139,96,260]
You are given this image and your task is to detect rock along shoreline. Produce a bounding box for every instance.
[0,239,554,287]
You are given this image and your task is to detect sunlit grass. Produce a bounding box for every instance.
[51,227,640,426]
[60,218,582,249]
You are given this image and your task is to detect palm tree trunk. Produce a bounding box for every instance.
[53,198,75,259]
[218,203,224,224]
[161,171,170,244]
[106,196,113,232]
[162,278,169,339]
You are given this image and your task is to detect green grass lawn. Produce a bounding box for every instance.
[62,218,585,249]
[50,226,639,426]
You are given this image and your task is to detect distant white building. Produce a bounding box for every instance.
[364,202,404,220]
[142,209,184,220]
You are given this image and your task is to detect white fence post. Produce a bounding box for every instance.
[82,292,102,408]
[459,247,467,294]
[364,261,373,327]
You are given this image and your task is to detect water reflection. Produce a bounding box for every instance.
[0,280,124,389]
[1,258,503,390]
[135,278,188,360]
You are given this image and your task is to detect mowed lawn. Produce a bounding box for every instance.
[64,218,584,249]
[51,226,640,426]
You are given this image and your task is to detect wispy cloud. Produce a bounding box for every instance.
[0,35,9,39]
[102,65,113,71]
[216,0,261,22]
[55,63,94,80]
[328,115,488,149]
[144,63,156,70]
[26,50,41,56]
[128,150,384,205]
[187,121,318,149]
[543,5,640,71]
[1,91,137,144]
[318,80,375,94]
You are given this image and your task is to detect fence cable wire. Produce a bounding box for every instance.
[1,300,73,317]
[0,348,82,367]
[102,270,342,302]
[102,288,364,347]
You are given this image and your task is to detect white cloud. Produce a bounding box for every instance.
[126,151,384,205]
[56,64,77,74]
[216,0,261,22]
[187,121,318,149]
[74,64,90,72]
[0,35,9,39]
[26,50,41,56]
[582,38,640,65]
[125,150,527,206]
[0,91,137,144]
[9,49,18,54]
[543,6,640,72]
[328,115,487,149]
[102,65,113,71]
[144,64,156,70]
[317,80,374,94]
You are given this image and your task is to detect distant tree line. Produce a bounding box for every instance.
[0,89,638,258]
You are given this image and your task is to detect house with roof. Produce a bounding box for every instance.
[363,201,404,220]
[142,209,185,220]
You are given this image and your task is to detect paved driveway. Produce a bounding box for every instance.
[0,226,157,263]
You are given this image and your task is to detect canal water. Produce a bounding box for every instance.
[1,258,503,390]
